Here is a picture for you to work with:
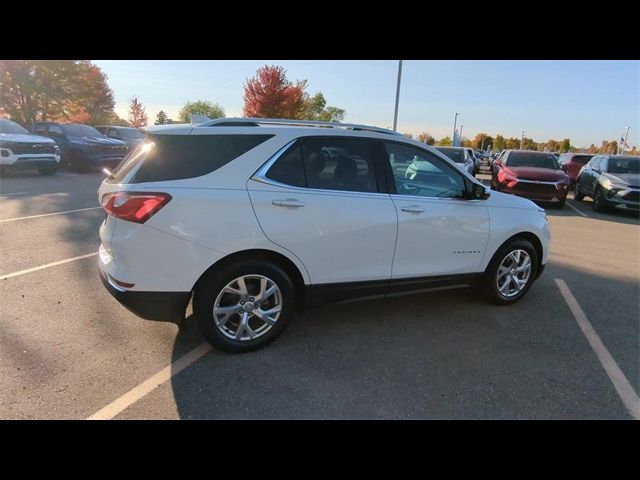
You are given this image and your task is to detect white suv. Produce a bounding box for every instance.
[98,118,550,352]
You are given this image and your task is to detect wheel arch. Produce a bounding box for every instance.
[193,248,307,311]
[488,231,544,278]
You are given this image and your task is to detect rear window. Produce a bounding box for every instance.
[435,147,464,163]
[109,134,273,183]
[506,152,559,169]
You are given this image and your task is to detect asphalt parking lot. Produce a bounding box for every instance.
[0,167,638,419]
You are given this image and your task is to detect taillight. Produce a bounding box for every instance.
[498,168,518,187]
[101,192,172,224]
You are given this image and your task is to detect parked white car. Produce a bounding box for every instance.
[0,119,60,175]
[98,118,550,352]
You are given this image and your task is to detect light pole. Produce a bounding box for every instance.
[520,130,527,150]
[392,60,403,132]
[621,126,630,154]
[452,113,460,146]
[459,125,464,146]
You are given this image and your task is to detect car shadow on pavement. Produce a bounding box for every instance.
[168,260,639,420]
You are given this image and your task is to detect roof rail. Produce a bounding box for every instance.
[197,117,402,136]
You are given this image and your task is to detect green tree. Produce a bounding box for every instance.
[417,131,435,145]
[155,110,168,125]
[505,137,521,149]
[522,137,537,150]
[545,139,560,152]
[437,136,452,146]
[560,138,571,153]
[493,135,505,151]
[179,100,225,123]
[303,92,345,122]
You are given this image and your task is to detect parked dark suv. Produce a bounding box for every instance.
[94,125,146,150]
[575,155,640,212]
[31,122,129,171]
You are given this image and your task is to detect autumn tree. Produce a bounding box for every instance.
[128,97,148,128]
[417,131,435,145]
[471,133,492,150]
[155,110,168,125]
[243,65,306,118]
[437,136,452,146]
[178,100,225,123]
[0,60,116,125]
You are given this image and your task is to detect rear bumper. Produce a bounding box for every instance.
[99,266,191,324]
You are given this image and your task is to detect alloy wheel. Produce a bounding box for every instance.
[213,274,283,341]
[496,249,532,298]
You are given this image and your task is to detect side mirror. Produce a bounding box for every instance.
[465,183,490,200]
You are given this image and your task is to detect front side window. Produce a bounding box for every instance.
[385,142,465,199]
[107,128,123,140]
[48,125,65,136]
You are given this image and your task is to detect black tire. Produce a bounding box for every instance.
[574,181,585,201]
[592,187,608,212]
[194,259,296,353]
[482,238,538,305]
[38,167,57,176]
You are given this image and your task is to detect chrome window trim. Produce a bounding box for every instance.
[250,138,389,198]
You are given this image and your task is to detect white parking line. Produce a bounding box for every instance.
[566,201,588,218]
[0,206,101,223]
[0,252,98,280]
[0,192,28,197]
[555,279,640,420]
[87,342,212,420]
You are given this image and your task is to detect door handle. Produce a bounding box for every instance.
[272,199,305,208]
[400,205,425,213]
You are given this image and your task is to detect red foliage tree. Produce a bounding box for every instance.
[128,96,148,128]
[242,65,307,119]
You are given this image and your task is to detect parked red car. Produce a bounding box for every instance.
[558,152,594,185]
[491,150,571,208]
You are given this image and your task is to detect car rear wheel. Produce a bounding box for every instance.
[483,239,538,305]
[574,181,585,201]
[194,260,295,353]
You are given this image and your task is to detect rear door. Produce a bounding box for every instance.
[247,136,398,285]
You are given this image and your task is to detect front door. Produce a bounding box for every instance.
[381,141,490,279]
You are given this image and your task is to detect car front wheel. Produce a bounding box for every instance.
[483,239,538,305]
[592,187,609,212]
[194,260,295,353]
[574,181,585,201]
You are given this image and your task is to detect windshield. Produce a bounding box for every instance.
[435,147,465,163]
[0,119,30,135]
[506,152,559,169]
[608,157,640,174]
[120,128,145,140]
[61,124,103,137]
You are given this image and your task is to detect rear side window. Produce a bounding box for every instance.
[264,137,379,193]
[265,143,306,187]
[110,134,273,183]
